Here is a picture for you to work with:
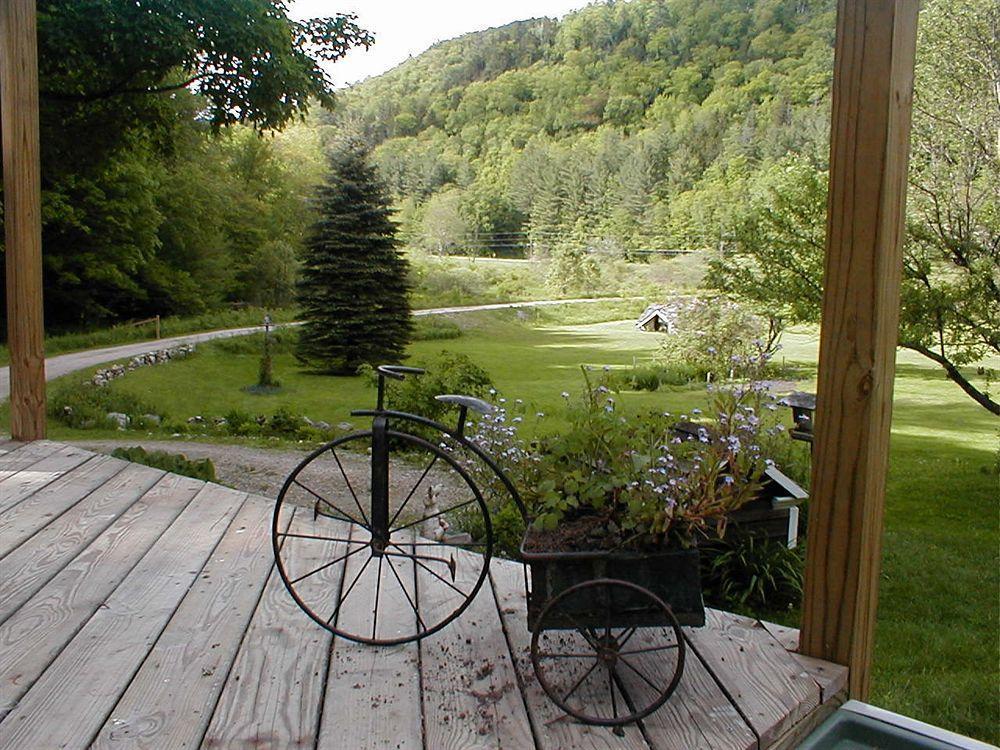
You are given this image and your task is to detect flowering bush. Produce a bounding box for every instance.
[471,352,785,551]
[656,297,780,382]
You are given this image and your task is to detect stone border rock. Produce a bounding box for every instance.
[90,343,195,387]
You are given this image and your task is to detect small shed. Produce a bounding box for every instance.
[636,302,681,332]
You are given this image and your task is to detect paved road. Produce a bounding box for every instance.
[0,297,633,400]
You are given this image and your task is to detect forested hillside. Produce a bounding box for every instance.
[340,0,837,256]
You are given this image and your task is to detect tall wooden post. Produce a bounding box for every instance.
[1,0,47,440]
[800,0,919,699]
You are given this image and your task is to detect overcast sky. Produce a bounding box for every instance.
[291,0,590,88]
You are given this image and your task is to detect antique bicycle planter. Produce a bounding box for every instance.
[521,537,705,725]
[272,365,709,727]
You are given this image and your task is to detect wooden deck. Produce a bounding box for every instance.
[0,441,846,749]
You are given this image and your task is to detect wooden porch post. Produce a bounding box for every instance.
[1,0,47,440]
[800,0,919,699]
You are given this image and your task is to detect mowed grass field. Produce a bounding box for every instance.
[6,305,998,742]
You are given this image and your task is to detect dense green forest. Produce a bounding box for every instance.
[0,0,368,330]
[341,0,836,255]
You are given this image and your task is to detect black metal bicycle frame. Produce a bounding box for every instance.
[370,415,390,555]
[350,407,528,524]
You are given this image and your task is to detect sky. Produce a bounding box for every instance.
[290,0,591,88]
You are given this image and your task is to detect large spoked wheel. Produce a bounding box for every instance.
[530,579,685,726]
[272,429,493,645]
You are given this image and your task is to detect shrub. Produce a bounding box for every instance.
[657,362,703,386]
[656,297,779,381]
[412,316,462,341]
[111,446,216,482]
[265,407,307,438]
[223,409,259,436]
[606,364,662,392]
[605,362,705,393]
[701,536,803,615]
[385,352,493,427]
[49,382,158,430]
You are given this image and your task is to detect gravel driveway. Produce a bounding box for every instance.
[72,439,477,531]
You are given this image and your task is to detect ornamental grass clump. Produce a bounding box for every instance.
[478,350,785,552]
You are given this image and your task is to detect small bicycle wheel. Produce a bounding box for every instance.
[272,429,493,645]
[530,579,685,726]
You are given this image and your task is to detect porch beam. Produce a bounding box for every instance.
[800,0,919,698]
[1,0,47,440]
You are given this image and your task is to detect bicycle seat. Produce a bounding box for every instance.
[435,394,495,415]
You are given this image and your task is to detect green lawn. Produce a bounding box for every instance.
[5,307,998,742]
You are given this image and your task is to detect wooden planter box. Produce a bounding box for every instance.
[521,533,706,629]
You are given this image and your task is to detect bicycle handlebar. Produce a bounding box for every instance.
[377,365,426,381]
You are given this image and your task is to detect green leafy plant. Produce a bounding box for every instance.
[265,407,307,438]
[656,297,780,382]
[701,536,804,614]
[480,350,787,551]
[384,351,493,429]
[49,382,158,430]
[111,446,216,482]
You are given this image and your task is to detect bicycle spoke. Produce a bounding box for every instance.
[391,497,477,535]
[371,555,384,640]
[562,660,599,703]
[293,479,368,529]
[615,626,638,650]
[386,552,427,633]
[410,554,468,599]
[384,548,457,579]
[276,531,365,545]
[408,540,487,548]
[289,542,368,585]
[535,652,596,659]
[609,667,619,719]
[330,447,370,527]
[387,454,439,529]
[326,554,373,625]
[560,614,600,651]
[618,655,662,694]
[604,587,613,643]
[619,643,679,657]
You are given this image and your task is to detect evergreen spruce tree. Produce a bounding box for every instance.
[296,139,412,373]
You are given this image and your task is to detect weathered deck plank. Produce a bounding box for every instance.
[0,483,245,748]
[0,473,205,718]
[90,495,278,749]
[685,609,821,748]
[203,509,341,749]
[0,445,845,750]
[0,440,22,454]
[0,454,127,556]
[624,627,756,750]
[0,462,164,619]
[418,547,536,750]
[0,439,60,474]
[318,525,423,750]
[760,621,849,702]
[0,442,92,512]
